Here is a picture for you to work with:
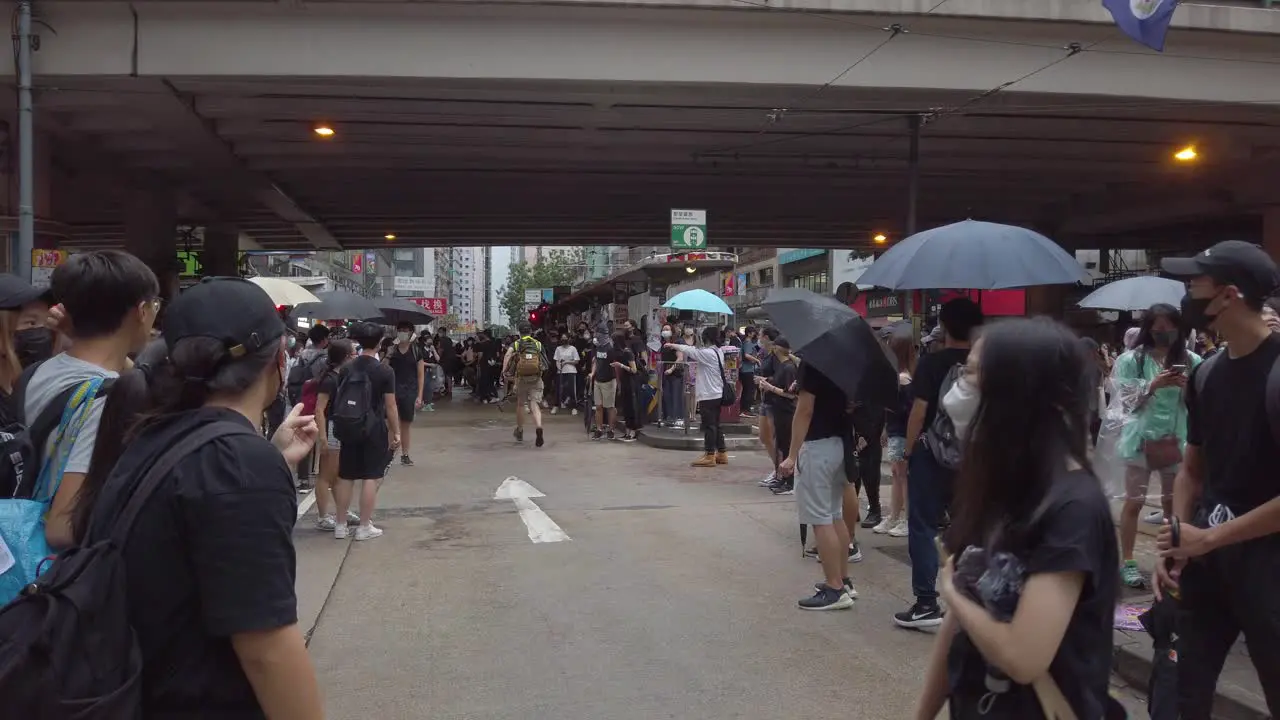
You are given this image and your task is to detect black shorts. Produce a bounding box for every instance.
[338,424,393,480]
[395,389,418,422]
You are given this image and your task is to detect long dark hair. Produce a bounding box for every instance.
[944,318,1093,556]
[141,335,281,423]
[72,339,169,544]
[1134,303,1188,370]
[323,339,353,381]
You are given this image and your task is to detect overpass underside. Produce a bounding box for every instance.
[7,2,1279,255]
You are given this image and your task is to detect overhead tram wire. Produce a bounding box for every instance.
[696,38,1098,166]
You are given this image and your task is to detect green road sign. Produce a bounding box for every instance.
[670,209,707,250]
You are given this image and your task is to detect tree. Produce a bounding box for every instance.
[496,248,584,326]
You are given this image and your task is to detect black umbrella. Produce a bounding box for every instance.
[761,287,897,407]
[376,298,434,326]
[292,290,383,322]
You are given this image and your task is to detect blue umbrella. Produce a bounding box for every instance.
[1078,276,1185,312]
[663,288,731,314]
[855,220,1090,290]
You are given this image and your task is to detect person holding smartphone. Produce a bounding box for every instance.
[1108,303,1201,588]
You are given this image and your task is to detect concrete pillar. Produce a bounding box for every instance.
[1263,207,1280,265]
[202,223,239,278]
[124,188,179,303]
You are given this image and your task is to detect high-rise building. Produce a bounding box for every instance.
[449,246,485,330]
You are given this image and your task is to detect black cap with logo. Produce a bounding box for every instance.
[163,277,286,357]
[1161,241,1280,301]
[0,273,48,310]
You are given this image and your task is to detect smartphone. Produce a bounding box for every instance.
[1171,364,1188,374]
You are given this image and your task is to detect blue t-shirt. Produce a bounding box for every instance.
[740,340,760,373]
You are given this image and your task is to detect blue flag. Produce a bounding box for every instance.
[1102,0,1179,51]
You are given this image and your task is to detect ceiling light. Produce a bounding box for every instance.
[1174,145,1198,162]
[873,233,888,244]
[384,233,397,241]
[313,125,335,137]
[686,266,696,274]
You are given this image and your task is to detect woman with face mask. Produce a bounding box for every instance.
[80,277,322,717]
[658,324,684,425]
[0,274,55,424]
[916,318,1120,720]
[1101,303,1201,589]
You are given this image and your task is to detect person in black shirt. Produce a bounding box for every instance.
[755,336,797,493]
[779,359,856,610]
[384,321,425,467]
[588,335,636,441]
[874,334,914,537]
[897,297,983,629]
[658,323,684,425]
[327,321,399,541]
[916,318,1119,720]
[1158,241,1280,717]
[85,277,322,718]
[755,327,781,486]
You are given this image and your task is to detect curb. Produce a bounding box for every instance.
[637,429,762,451]
[1112,631,1272,720]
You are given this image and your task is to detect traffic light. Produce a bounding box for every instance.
[528,308,540,326]
[528,302,551,328]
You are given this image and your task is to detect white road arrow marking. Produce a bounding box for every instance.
[494,477,571,544]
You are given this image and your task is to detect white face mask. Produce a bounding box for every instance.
[397,332,411,343]
[661,330,672,339]
[942,377,980,441]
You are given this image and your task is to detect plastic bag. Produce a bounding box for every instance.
[953,546,1026,622]
[1095,350,1182,502]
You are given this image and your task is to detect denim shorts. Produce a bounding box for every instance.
[885,435,907,463]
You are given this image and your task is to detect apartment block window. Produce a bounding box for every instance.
[786,271,828,295]
[758,267,775,286]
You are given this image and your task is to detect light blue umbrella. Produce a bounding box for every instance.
[855,220,1090,290]
[663,288,731,314]
[1078,275,1185,311]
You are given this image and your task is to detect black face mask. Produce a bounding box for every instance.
[14,327,55,368]
[1181,293,1219,332]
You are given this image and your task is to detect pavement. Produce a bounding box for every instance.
[290,394,1260,719]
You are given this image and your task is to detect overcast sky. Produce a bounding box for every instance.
[490,246,511,326]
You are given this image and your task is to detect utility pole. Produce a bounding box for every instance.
[905,114,921,338]
[16,1,35,280]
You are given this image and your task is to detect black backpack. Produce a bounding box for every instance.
[0,421,252,719]
[286,353,327,406]
[330,359,381,443]
[0,362,115,499]
[923,363,965,470]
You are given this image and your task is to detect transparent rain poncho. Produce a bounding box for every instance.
[1094,348,1201,501]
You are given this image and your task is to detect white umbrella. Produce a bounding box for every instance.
[248,277,321,307]
[1078,276,1185,312]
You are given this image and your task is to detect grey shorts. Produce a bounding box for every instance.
[796,436,847,526]
[593,379,617,409]
[886,435,907,463]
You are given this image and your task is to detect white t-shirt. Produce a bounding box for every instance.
[681,345,725,402]
[554,345,580,374]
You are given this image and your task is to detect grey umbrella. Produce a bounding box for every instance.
[376,298,435,326]
[855,220,1090,290]
[1078,275,1185,311]
[292,290,383,322]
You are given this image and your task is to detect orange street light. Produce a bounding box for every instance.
[384,233,397,241]
[314,125,336,138]
[873,233,888,244]
[1174,145,1198,162]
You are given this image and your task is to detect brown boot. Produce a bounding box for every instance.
[715,451,729,465]
[691,453,717,467]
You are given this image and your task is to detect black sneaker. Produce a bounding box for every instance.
[814,577,858,599]
[513,427,524,442]
[591,429,604,441]
[770,482,794,496]
[860,511,882,529]
[619,432,637,443]
[802,547,819,560]
[798,584,854,611]
[535,428,545,448]
[606,430,616,441]
[401,455,414,467]
[893,602,944,629]
[849,542,864,563]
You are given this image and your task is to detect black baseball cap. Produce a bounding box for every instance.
[1162,241,1280,300]
[0,273,48,310]
[163,277,286,358]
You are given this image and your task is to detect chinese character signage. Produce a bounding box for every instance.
[410,297,448,315]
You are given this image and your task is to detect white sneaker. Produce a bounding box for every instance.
[888,519,909,537]
[355,524,384,541]
[346,510,361,525]
[758,472,778,487]
[334,524,349,540]
[571,409,578,416]
[872,516,894,534]
[316,515,336,531]
[551,407,558,415]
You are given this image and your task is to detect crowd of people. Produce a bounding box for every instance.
[1,238,1279,719]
